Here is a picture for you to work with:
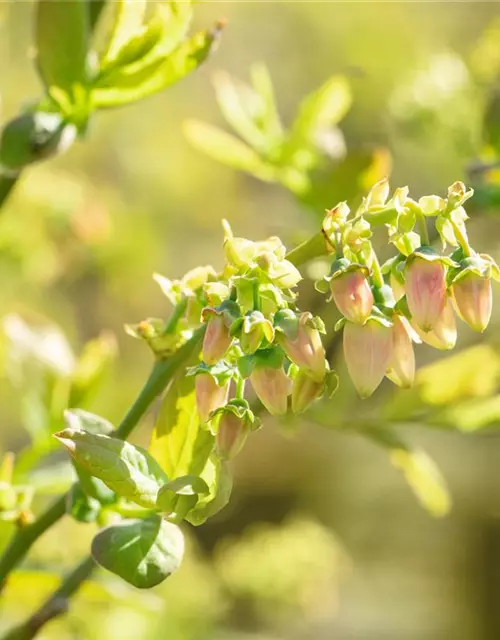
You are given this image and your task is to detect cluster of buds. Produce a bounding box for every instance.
[317,180,499,398]
[182,221,338,460]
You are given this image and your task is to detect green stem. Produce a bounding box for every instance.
[417,213,430,245]
[0,497,66,593]
[450,218,472,257]
[163,297,188,334]
[235,377,245,400]
[369,245,384,289]
[0,557,96,640]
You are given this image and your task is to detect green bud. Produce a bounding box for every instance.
[0,112,76,171]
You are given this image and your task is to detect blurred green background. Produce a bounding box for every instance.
[3,1,500,639]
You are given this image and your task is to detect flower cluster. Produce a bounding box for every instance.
[317,180,498,398]
[185,221,338,459]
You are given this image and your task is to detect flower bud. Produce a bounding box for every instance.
[216,412,250,460]
[202,313,232,365]
[386,315,415,388]
[343,319,392,398]
[195,373,229,423]
[414,299,457,350]
[236,311,274,355]
[405,256,446,332]
[276,312,326,382]
[291,369,324,414]
[330,270,374,324]
[452,273,492,333]
[250,365,291,416]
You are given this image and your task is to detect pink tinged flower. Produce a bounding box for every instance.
[202,314,232,365]
[343,319,392,398]
[216,413,249,460]
[195,374,229,423]
[278,314,326,382]
[291,369,324,414]
[452,274,492,333]
[386,315,415,388]
[330,270,374,324]
[405,257,446,332]
[250,366,291,416]
[414,299,457,350]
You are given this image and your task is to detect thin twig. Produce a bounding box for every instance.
[1,557,96,640]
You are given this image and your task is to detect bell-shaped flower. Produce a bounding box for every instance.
[330,268,374,324]
[449,255,497,333]
[194,373,230,423]
[291,369,324,414]
[187,362,234,423]
[250,364,291,416]
[343,317,392,398]
[414,298,457,350]
[210,400,260,461]
[201,301,240,365]
[275,310,326,381]
[452,273,492,332]
[404,249,448,332]
[386,315,417,388]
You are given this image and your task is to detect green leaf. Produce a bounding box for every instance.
[93,22,224,108]
[186,457,233,526]
[36,0,90,96]
[150,372,214,479]
[64,409,115,435]
[54,429,168,508]
[67,482,101,523]
[91,516,184,588]
[100,0,147,64]
[184,120,276,182]
[360,426,451,517]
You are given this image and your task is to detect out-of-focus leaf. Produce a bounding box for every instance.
[69,332,117,406]
[250,62,284,141]
[3,314,75,381]
[184,120,276,182]
[88,0,106,32]
[36,0,90,96]
[360,426,451,517]
[213,71,268,153]
[91,516,184,588]
[150,373,214,479]
[100,0,147,64]
[417,344,500,405]
[432,395,500,432]
[55,428,168,508]
[283,75,352,169]
[390,449,450,517]
[93,22,223,108]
